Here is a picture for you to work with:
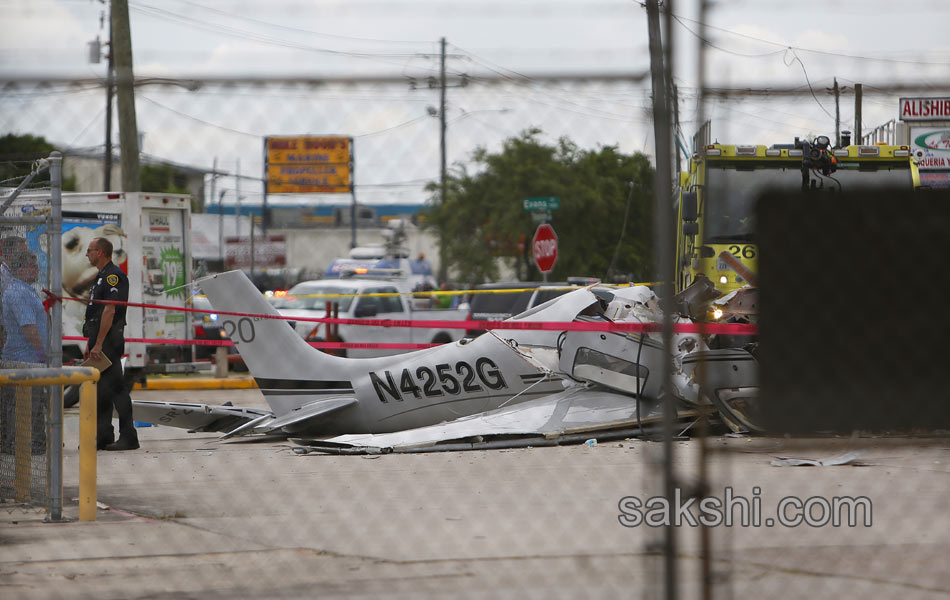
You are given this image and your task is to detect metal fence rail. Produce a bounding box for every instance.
[0,153,64,518]
[0,367,100,521]
[0,362,49,504]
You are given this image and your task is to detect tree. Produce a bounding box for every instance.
[422,129,654,285]
[0,133,76,191]
[141,163,190,195]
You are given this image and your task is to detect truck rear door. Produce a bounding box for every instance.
[140,206,190,359]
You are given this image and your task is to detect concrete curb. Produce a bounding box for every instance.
[133,376,257,391]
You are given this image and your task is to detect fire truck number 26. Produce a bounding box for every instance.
[727,245,756,260]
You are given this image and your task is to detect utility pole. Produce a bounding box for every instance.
[855,83,863,144]
[646,1,677,598]
[103,9,114,191]
[672,84,681,176]
[834,78,840,146]
[438,36,448,283]
[111,0,140,191]
[211,157,221,266]
[236,159,242,239]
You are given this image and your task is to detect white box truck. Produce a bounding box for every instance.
[51,192,195,381]
[62,192,193,372]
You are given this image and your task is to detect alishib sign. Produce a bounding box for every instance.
[265,136,353,194]
[899,97,950,122]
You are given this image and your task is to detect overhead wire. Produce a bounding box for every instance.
[138,95,261,138]
[448,41,650,116]
[783,49,836,121]
[68,105,107,146]
[670,10,950,67]
[139,93,439,140]
[671,14,786,59]
[353,115,430,138]
[128,1,446,75]
[170,0,436,45]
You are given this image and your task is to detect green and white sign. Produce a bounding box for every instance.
[522,197,560,211]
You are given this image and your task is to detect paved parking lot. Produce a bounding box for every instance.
[1,386,948,599]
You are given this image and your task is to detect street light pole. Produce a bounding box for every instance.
[218,188,227,268]
[103,8,114,191]
[438,37,448,283]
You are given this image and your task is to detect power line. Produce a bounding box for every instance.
[671,14,786,59]
[783,49,835,121]
[354,115,430,138]
[128,0,446,74]
[671,11,950,67]
[140,95,436,140]
[450,43,649,122]
[171,0,436,45]
[138,95,260,138]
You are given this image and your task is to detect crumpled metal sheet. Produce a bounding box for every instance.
[296,386,666,452]
[770,450,869,467]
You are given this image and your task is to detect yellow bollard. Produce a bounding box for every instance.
[78,380,97,522]
[14,386,31,503]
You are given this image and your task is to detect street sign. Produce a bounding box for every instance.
[530,211,551,224]
[522,196,560,211]
[532,223,558,273]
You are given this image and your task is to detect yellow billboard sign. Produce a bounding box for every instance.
[266,164,351,194]
[265,136,352,193]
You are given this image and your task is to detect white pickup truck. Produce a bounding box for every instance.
[271,276,469,358]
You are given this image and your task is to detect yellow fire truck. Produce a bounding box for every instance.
[675,134,920,295]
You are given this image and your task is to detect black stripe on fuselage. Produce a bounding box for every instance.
[254,378,352,390]
[261,388,355,396]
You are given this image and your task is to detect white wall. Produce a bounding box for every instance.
[192,219,518,284]
[280,226,441,279]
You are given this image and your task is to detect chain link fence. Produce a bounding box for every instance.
[2,69,950,598]
[653,187,950,598]
[1,76,654,211]
[1,163,54,508]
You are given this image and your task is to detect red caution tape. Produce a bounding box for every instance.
[54,292,758,352]
[63,335,434,351]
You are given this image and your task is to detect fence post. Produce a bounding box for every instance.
[48,151,65,522]
[214,346,228,378]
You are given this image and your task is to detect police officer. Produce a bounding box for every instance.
[84,237,139,451]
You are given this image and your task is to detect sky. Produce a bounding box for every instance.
[2,0,949,206]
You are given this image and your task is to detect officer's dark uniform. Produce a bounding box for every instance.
[84,261,137,449]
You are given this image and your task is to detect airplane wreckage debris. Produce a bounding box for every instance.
[132,271,760,454]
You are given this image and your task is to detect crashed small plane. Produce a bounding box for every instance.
[131,271,759,452]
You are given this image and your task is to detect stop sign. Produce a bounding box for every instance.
[532,224,558,273]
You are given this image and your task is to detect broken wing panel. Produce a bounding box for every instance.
[300,386,664,452]
[132,400,272,434]
[264,395,359,434]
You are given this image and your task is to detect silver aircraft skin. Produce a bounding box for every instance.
[133,270,601,437]
[132,270,760,442]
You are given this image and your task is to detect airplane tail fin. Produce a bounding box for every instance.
[198,270,347,383]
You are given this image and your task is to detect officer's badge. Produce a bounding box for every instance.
[106,274,120,286]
